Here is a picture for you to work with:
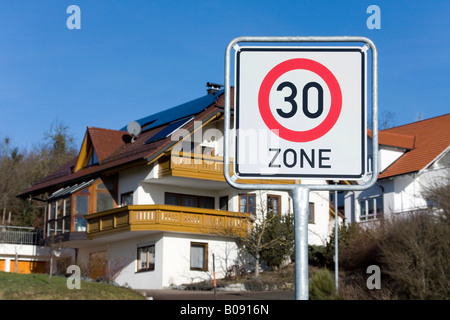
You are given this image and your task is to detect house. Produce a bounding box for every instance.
[0,225,49,274]
[343,114,450,224]
[18,84,335,290]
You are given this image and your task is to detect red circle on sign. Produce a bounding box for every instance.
[258,58,342,142]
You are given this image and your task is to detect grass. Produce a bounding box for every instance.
[0,272,146,300]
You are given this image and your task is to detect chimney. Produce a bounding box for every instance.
[206,82,223,95]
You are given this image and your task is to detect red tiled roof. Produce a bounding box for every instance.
[18,92,228,198]
[87,127,128,163]
[368,129,415,149]
[378,114,450,179]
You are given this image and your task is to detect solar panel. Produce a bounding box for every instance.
[144,117,193,144]
[121,89,223,134]
[47,179,95,201]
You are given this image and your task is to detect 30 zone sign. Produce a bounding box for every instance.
[234,47,367,180]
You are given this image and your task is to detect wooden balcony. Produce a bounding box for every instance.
[85,205,251,239]
[158,151,298,184]
[158,152,228,181]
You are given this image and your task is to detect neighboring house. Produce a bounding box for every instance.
[18,84,334,289]
[343,114,450,224]
[0,225,49,273]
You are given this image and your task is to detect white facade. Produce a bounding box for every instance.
[72,158,333,289]
[344,139,450,224]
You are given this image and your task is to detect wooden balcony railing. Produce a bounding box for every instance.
[157,151,297,184]
[158,152,228,181]
[85,205,250,239]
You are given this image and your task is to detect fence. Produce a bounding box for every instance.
[0,225,44,245]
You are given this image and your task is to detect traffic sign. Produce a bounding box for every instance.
[234,47,367,180]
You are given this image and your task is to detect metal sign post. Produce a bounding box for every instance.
[224,36,378,300]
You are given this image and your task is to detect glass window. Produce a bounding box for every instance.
[121,192,133,206]
[95,179,115,213]
[368,199,375,218]
[199,197,214,209]
[137,245,155,272]
[190,243,207,271]
[359,196,383,222]
[47,197,72,236]
[267,195,281,215]
[56,199,63,219]
[376,197,383,217]
[47,221,55,236]
[96,192,114,212]
[165,194,180,206]
[309,202,315,224]
[239,194,256,214]
[182,195,198,208]
[165,193,215,209]
[74,217,87,232]
[64,199,71,216]
[220,196,229,211]
[56,219,63,234]
[360,200,367,220]
[75,195,89,215]
[63,216,71,233]
[49,203,56,220]
[89,149,98,166]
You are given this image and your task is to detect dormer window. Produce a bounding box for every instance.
[88,149,99,166]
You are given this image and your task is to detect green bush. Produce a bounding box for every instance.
[309,269,338,300]
[308,245,331,268]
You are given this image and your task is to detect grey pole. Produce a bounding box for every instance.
[292,186,310,300]
[334,186,339,295]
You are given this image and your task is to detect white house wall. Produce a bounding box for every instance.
[161,233,239,288]
[76,232,240,290]
[379,147,405,172]
[344,152,449,223]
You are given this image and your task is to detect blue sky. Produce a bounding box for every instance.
[0,0,449,151]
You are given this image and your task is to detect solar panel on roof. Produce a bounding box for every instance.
[144,117,193,144]
[47,180,94,201]
[121,89,223,134]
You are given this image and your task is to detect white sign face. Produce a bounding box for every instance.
[234,47,367,180]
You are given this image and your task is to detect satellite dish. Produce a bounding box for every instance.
[127,121,141,141]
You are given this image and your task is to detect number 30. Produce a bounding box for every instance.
[276,81,324,119]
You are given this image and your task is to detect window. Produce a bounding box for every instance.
[309,202,315,224]
[164,193,214,209]
[190,242,208,271]
[47,197,71,236]
[359,196,383,222]
[74,193,89,232]
[220,196,229,211]
[137,245,155,272]
[239,194,256,214]
[121,192,133,206]
[88,149,99,166]
[267,195,281,216]
[95,179,115,212]
[45,177,118,238]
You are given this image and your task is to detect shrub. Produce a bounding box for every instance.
[308,245,331,268]
[380,212,450,299]
[335,211,450,299]
[309,269,338,300]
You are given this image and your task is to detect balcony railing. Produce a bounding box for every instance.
[157,151,297,184]
[0,225,44,245]
[158,152,228,181]
[85,204,251,239]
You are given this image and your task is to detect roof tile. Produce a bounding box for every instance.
[378,114,450,179]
